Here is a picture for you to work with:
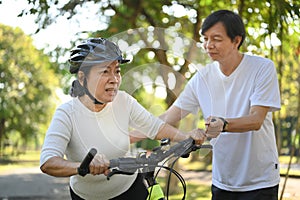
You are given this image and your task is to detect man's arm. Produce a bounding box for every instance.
[223,105,269,132]
[159,105,190,126]
[206,105,269,136]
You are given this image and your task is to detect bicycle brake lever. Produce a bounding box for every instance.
[180,143,213,158]
[107,169,135,180]
[180,144,201,158]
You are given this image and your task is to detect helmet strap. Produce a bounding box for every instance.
[83,78,104,105]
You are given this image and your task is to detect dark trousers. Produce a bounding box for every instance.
[70,174,148,200]
[212,184,279,200]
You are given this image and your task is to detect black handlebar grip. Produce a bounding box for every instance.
[78,148,97,177]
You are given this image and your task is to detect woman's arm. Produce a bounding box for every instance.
[40,154,110,177]
[40,156,79,177]
[155,123,206,145]
[129,103,205,144]
[129,130,147,143]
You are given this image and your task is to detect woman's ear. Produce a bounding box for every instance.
[77,71,85,86]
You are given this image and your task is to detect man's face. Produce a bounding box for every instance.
[202,22,240,62]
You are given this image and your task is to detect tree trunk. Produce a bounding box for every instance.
[0,118,5,156]
[295,75,300,157]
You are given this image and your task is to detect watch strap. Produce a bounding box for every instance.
[219,117,228,132]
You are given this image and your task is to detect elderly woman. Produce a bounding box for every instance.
[40,38,206,200]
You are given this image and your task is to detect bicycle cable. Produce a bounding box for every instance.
[147,156,172,200]
[147,155,187,200]
[166,156,186,200]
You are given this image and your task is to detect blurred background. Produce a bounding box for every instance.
[0,0,299,199]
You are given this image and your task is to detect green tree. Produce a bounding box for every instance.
[0,24,60,155]
[19,0,300,125]
[17,0,300,194]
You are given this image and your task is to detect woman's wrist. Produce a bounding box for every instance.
[173,130,189,142]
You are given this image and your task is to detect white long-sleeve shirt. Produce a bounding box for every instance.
[40,91,164,199]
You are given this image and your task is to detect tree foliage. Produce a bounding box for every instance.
[0,24,60,155]
[18,0,300,155]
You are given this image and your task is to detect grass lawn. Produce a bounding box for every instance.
[0,150,40,173]
[179,155,300,177]
[156,177,211,200]
[166,181,211,200]
[279,155,300,177]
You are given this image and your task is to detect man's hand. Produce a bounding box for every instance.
[205,116,226,138]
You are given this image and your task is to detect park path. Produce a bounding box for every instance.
[0,167,299,200]
[0,167,69,199]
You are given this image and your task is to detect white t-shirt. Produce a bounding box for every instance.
[40,91,164,199]
[174,54,281,191]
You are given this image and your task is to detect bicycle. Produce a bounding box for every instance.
[78,137,212,200]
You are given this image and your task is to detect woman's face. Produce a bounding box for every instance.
[84,60,122,103]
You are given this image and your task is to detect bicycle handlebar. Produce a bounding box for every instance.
[79,137,212,178]
[107,137,212,179]
[78,137,212,200]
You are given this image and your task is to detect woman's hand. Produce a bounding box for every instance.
[89,153,110,176]
[186,128,207,145]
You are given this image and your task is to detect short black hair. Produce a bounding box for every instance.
[201,10,246,49]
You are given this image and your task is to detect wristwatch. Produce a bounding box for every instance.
[219,117,229,132]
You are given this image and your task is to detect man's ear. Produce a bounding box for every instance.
[234,36,242,48]
[77,71,85,85]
